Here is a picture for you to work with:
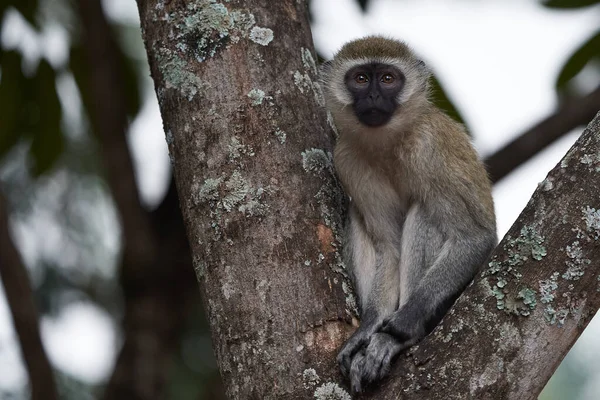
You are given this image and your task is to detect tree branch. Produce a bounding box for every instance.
[485,85,600,183]
[76,0,157,270]
[0,193,58,400]
[365,111,600,399]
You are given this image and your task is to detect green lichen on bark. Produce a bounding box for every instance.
[516,287,537,316]
[539,272,559,304]
[483,225,549,315]
[157,50,208,101]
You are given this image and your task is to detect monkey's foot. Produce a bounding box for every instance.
[350,332,401,392]
[337,327,372,378]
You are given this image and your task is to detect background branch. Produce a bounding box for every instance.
[485,85,600,183]
[0,192,58,400]
[75,1,203,399]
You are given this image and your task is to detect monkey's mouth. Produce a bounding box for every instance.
[357,109,393,127]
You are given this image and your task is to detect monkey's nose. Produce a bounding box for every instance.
[368,92,380,101]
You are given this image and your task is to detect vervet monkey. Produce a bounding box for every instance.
[321,36,497,392]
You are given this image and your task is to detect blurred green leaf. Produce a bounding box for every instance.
[542,0,600,8]
[69,25,142,134]
[0,51,63,175]
[28,59,63,176]
[0,0,39,27]
[430,75,468,129]
[556,30,600,91]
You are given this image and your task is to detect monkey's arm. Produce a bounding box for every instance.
[337,205,401,380]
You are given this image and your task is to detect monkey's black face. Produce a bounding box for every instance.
[345,63,405,127]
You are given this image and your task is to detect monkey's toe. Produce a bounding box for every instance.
[361,333,400,385]
[349,351,366,393]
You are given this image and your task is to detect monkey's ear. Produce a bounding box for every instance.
[416,59,431,78]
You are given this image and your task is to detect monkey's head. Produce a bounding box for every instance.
[321,36,430,132]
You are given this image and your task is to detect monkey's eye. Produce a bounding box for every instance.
[381,74,395,84]
[355,74,369,84]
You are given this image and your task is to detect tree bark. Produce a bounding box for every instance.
[137,0,354,398]
[0,193,58,400]
[137,0,600,398]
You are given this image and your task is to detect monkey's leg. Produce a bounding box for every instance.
[340,256,399,386]
[337,205,400,379]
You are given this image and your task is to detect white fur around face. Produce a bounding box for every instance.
[323,56,430,109]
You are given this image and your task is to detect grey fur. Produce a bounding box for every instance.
[324,37,497,393]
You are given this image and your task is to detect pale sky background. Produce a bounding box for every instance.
[0,0,599,397]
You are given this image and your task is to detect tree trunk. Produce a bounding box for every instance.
[137,0,600,398]
[137,0,353,399]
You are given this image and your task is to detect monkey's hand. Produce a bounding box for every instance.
[337,324,375,378]
[350,332,402,393]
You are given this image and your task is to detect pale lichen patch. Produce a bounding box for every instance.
[539,272,559,304]
[562,241,590,280]
[294,71,313,94]
[273,128,287,144]
[247,88,267,106]
[158,51,208,101]
[313,382,351,400]
[326,111,339,137]
[195,177,224,203]
[341,281,358,315]
[539,177,554,191]
[193,255,206,280]
[302,368,320,389]
[228,136,255,161]
[249,26,274,46]
[301,47,318,74]
[293,48,325,106]
[582,206,600,239]
[221,265,235,299]
[302,148,333,175]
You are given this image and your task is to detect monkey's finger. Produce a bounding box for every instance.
[362,346,387,384]
[350,353,365,393]
[337,351,352,378]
